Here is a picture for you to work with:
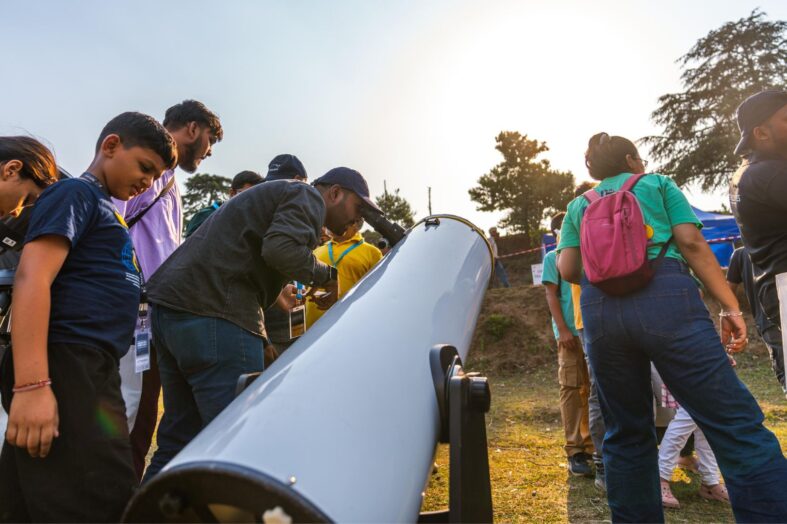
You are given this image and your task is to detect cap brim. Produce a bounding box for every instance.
[734,132,751,156]
[361,195,382,214]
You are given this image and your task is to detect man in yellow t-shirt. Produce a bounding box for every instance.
[305,218,382,328]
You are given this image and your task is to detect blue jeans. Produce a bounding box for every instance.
[582,259,787,523]
[579,328,605,467]
[494,259,510,288]
[143,305,264,482]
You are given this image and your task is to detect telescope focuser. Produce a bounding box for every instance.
[361,207,406,246]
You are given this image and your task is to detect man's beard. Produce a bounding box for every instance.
[179,140,201,173]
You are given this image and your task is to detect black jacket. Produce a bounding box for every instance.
[147,180,333,337]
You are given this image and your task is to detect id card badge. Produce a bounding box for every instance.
[134,330,151,373]
[134,302,151,373]
[289,305,305,339]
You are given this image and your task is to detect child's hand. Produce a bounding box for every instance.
[6,387,60,458]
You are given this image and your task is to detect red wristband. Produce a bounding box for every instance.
[12,379,52,393]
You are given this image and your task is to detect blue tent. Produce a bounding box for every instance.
[540,207,740,267]
[691,206,740,268]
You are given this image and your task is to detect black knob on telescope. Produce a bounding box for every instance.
[467,376,491,413]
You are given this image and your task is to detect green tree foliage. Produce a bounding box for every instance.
[468,131,575,241]
[644,10,787,190]
[375,184,416,228]
[182,173,232,221]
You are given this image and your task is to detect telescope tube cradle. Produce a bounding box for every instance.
[124,215,495,523]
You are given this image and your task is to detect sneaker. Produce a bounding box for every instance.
[661,479,680,509]
[594,463,606,492]
[568,453,593,477]
[699,483,730,503]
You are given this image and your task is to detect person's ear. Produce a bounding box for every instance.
[0,159,23,180]
[186,122,200,141]
[625,154,639,171]
[330,184,344,204]
[752,125,770,143]
[100,134,122,158]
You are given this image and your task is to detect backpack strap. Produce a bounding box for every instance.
[582,189,600,204]
[126,175,176,229]
[621,173,646,193]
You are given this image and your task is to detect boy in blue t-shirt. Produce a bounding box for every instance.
[0,112,177,522]
[541,213,593,478]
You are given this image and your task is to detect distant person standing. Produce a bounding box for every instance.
[727,246,785,395]
[729,90,787,373]
[116,99,223,481]
[488,227,510,288]
[305,216,382,329]
[184,170,262,238]
[541,212,593,477]
[258,154,308,354]
[570,181,606,491]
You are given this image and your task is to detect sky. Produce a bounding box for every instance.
[2,0,785,233]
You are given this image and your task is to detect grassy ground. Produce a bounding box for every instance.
[421,323,787,523]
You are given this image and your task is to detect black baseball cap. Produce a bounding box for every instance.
[266,154,307,181]
[313,167,381,213]
[734,89,787,155]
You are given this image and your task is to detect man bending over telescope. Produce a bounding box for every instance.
[142,167,381,481]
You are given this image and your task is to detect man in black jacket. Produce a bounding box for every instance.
[729,89,787,387]
[142,167,379,480]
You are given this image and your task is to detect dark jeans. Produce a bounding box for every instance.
[494,259,510,288]
[582,259,787,523]
[578,328,605,466]
[143,305,264,482]
[760,324,786,394]
[0,344,135,522]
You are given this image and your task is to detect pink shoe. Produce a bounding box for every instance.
[661,479,680,509]
[677,454,699,473]
[699,484,730,503]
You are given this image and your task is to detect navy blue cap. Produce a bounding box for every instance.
[266,154,307,181]
[734,89,787,155]
[313,167,381,213]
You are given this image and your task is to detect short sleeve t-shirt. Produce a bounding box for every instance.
[558,173,701,263]
[541,250,577,340]
[25,176,141,359]
[305,233,383,328]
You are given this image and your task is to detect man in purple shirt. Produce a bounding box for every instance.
[116,100,223,481]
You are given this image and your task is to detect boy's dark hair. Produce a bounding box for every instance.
[95,112,178,170]
[0,136,58,189]
[585,132,639,181]
[231,170,263,190]
[550,212,566,235]
[163,100,224,141]
[574,180,598,197]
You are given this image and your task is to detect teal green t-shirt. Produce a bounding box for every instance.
[557,173,701,263]
[541,250,577,340]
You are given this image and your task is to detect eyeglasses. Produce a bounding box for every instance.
[638,158,650,169]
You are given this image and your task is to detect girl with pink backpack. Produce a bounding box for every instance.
[556,133,787,523]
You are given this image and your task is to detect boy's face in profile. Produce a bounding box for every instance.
[101,136,168,200]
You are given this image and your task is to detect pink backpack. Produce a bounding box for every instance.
[580,174,670,295]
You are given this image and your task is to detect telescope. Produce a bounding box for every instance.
[124,215,495,523]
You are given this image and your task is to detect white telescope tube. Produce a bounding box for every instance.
[125,215,493,523]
